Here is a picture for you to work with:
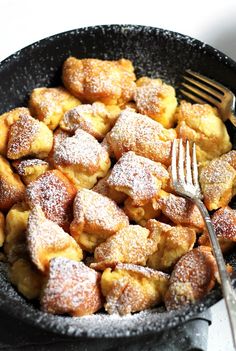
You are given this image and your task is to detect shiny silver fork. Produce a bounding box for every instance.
[172,138,236,350]
[181,69,236,127]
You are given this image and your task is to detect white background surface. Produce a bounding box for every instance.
[0,1,236,350]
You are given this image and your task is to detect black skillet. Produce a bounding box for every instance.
[0,24,236,339]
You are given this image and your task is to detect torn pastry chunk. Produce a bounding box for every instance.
[0,107,31,156]
[41,257,102,316]
[199,207,236,252]
[62,57,136,106]
[164,246,218,310]
[134,77,177,128]
[92,172,126,204]
[107,151,169,206]
[93,225,157,268]
[29,87,81,130]
[60,102,120,140]
[106,109,176,165]
[124,197,161,226]
[0,212,5,247]
[199,155,236,211]
[176,101,231,162]
[13,159,49,185]
[4,202,30,263]
[0,156,25,212]
[7,114,53,160]
[9,258,44,299]
[27,206,83,272]
[156,190,204,231]
[53,128,111,189]
[25,170,77,232]
[101,263,169,315]
[70,189,129,252]
[146,220,196,271]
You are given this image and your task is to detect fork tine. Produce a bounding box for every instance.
[178,139,185,184]
[185,140,193,185]
[186,69,228,94]
[183,76,223,100]
[180,89,206,105]
[192,143,199,187]
[181,83,220,107]
[171,139,178,187]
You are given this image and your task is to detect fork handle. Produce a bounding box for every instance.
[194,198,236,349]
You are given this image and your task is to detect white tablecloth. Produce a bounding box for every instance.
[0,1,236,350]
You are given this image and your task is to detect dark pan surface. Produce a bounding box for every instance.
[0,24,236,338]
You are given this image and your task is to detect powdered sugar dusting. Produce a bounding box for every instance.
[134,78,175,116]
[7,114,40,158]
[107,151,169,205]
[94,225,155,266]
[27,206,82,271]
[25,170,75,230]
[61,103,107,133]
[116,263,169,280]
[54,128,108,171]
[212,207,236,240]
[157,192,204,230]
[73,189,128,233]
[13,159,48,176]
[41,257,102,316]
[107,108,176,164]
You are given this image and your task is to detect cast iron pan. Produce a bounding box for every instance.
[0,24,236,338]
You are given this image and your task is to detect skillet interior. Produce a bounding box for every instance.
[0,24,236,338]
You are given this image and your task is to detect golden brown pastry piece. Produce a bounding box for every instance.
[70,189,129,252]
[146,220,196,271]
[29,87,81,130]
[101,263,169,315]
[47,128,69,165]
[176,101,231,162]
[60,102,120,140]
[134,77,177,128]
[0,107,31,156]
[62,57,136,106]
[101,132,115,158]
[220,150,236,169]
[164,246,218,310]
[106,108,176,166]
[25,170,77,232]
[155,190,204,231]
[92,225,157,268]
[13,159,49,185]
[27,206,83,272]
[41,257,102,316]
[199,206,236,252]
[4,202,29,263]
[0,212,5,247]
[9,258,44,299]
[123,197,161,226]
[92,172,126,204]
[199,154,236,211]
[7,114,53,160]
[0,156,25,212]
[53,128,111,189]
[107,151,169,206]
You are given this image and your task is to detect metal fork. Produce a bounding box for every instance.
[181,69,236,127]
[171,138,236,350]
